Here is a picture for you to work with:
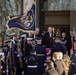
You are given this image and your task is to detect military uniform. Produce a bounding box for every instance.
[3,40,12,75]
[25,54,39,75]
[16,52,23,75]
[21,34,27,56]
[35,44,46,75]
[25,43,32,56]
[0,53,6,75]
[1,59,6,75]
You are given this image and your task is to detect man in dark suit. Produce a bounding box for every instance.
[43,27,53,48]
[51,37,66,58]
[35,28,43,38]
[67,30,75,56]
[61,32,67,47]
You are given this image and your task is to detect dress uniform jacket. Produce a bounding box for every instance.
[35,44,46,75]
[21,38,27,55]
[25,54,39,75]
[25,43,33,57]
[1,60,6,75]
[16,53,23,75]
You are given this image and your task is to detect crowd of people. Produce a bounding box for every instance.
[0,27,76,75]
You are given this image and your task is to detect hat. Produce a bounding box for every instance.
[0,52,4,56]
[21,34,26,37]
[9,33,16,36]
[17,40,21,43]
[2,45,8,49]
[35,28,40,31]
[27,37,33,40]
[36,37,42,40]
[4,40,11,43]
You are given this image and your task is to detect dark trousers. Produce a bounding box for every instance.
[68,49,70,56]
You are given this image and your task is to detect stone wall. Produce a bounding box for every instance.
[70,11,76,32]
[47,0,76,10]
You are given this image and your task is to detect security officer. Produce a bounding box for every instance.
[35,37,46,75]
[25,48,39,75]
[0,52,6,75]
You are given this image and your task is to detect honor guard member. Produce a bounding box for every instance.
[4,40,11,56]
[10,32,17,44]
[9,33,18,75]
[35,37,46,75]
[4,40,12,75]
[9,33,17,45]
[0,52,6,75]
[2,45,9,62]
[16,40,23,75]
[9,33,17,59]
[9,33,17,56]
[25,48,39,75]
[21,34,27,75]
[21,34,27,56]
[25,38,33,57]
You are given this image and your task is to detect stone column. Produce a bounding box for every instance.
[35,0,39,28]
[70,0,76,32]
[70,11,76,32]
